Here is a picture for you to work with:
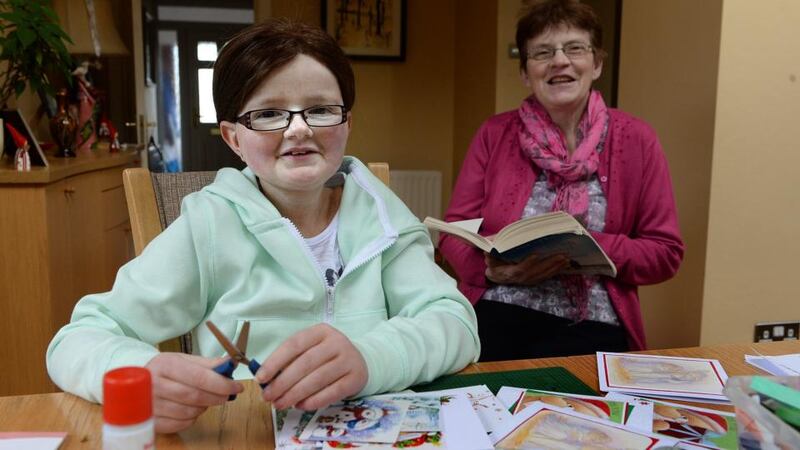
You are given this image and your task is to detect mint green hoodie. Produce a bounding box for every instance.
[46,157,479,402]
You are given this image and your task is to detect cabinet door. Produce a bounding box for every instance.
[45,179,78,331]
[64,171,107,298]
[99,166,136,288]
[67,166,136,297]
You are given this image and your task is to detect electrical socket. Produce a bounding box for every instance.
[754,321,800,343]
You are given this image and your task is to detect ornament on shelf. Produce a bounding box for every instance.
[74,77,98,153]
[97,117,120,153]
[6,122,30,171]
[50,89,77,157]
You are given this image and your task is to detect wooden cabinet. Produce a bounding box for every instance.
[0,152,140,396]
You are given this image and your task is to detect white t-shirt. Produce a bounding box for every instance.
[304,212,343,287]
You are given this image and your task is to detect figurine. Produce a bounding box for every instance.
[5,122,30,171]
[98,117,121,153]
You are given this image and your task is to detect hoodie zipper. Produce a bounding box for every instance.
[324,285,335,323]
[282,218,336,324]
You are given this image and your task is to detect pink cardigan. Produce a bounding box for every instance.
[440,109,684,350]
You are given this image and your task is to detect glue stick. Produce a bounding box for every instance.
[102,367,155,450]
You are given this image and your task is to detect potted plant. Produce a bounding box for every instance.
[0,0,74,109]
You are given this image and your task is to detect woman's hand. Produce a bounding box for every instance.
[255,323,368,411]
[145,352,244,433]
[484,252,571,286]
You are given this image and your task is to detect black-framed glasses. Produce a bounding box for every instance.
[235,105,348,131]
[527,42,594,61]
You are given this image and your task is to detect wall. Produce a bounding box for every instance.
[453,0,498,184]
[617,0,722,349]
[700,0,800,344]
[495,0,529,113]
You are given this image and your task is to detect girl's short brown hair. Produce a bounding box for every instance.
[212,18,355,123]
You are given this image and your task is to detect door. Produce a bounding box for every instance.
[182,26,247,171]
[132,0,159,155]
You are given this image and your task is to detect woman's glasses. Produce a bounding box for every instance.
[527,42,594,61]
[235,105,348,131]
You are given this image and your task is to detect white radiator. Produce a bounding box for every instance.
[389,170,442,224]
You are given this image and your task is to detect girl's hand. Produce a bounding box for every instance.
[145,352,243,433]
[255,323,368,411]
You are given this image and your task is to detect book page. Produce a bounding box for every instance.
[423,217,492,253]
[447,218,483,234]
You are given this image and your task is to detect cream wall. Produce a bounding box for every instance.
[495,0,529,112]
[700,0,800,344]
[617,0,722,349]
[453,1,498,180]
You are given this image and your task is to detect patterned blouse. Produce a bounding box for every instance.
[482,172,620,325]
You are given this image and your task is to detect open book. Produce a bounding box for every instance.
[424,211,617,277]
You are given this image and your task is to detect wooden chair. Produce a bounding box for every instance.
[122,163,390,352]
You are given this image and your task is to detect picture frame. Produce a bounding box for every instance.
[322,0,406,61]
[1,109,49,168]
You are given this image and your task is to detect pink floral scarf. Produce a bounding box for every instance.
[517,90,609,321]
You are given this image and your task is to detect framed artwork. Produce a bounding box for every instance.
[323,0,406,61]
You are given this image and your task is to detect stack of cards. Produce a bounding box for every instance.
[490,385,738,449]
[418,385,513,436]
[496,386,654,432]
[490,403,678,449]
[606,393,739,449]
[273,389,495,449]
[597,352,730,403]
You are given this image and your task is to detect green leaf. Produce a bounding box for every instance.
[0,12,22,23]
[41,4,58,22]
[16,26,36,48]
[14,80,25,97]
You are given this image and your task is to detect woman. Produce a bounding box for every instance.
[440,0,683,361]
[47,19,479,433]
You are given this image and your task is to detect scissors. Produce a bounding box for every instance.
[206,320,268,401]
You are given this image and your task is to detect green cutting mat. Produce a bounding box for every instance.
[411,366,595,396]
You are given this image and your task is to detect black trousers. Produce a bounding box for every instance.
[474,299,629,362]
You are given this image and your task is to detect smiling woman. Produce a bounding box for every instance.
[439,0,684,362]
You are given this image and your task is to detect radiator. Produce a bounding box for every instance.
[389,170,442,224]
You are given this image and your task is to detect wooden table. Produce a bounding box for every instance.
[1,340,797,449]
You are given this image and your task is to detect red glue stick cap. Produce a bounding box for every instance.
[103,367,153,426]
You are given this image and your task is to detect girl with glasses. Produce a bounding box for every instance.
[47,19,479,433]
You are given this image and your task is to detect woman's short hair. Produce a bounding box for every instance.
[515,0,606,70]
[213,18,355,123]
